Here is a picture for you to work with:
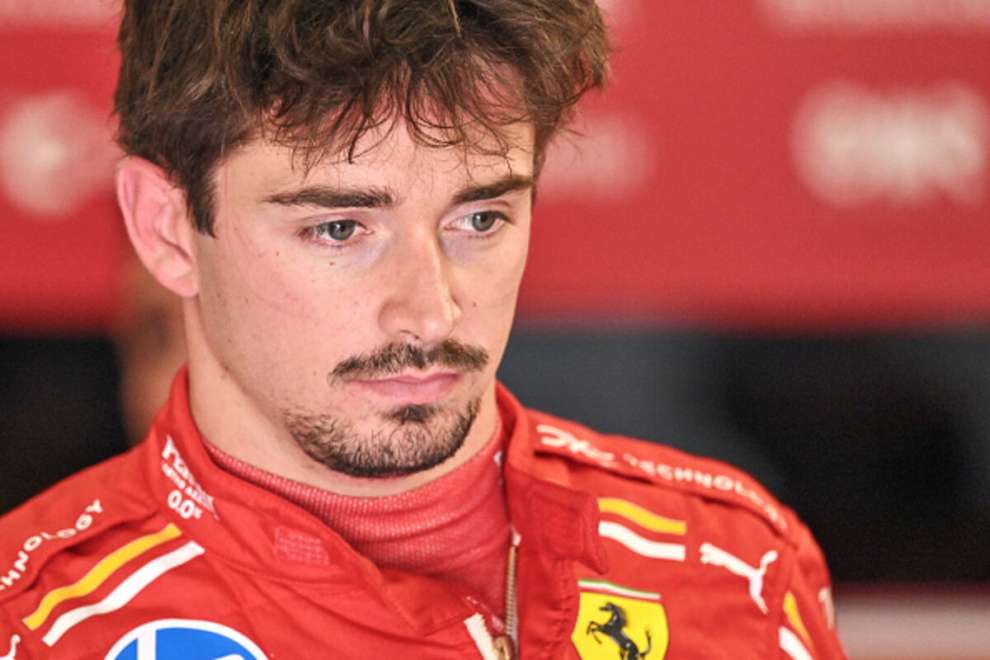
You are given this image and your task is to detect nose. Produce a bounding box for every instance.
[377,229,461,345]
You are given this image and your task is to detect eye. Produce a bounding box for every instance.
[451,210,507,235]
[311,220,359,242]
[469,211,499,233]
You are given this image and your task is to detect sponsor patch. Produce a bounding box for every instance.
[699,542,778,615]
[161,436,218,521]
[572,580,669,659]
[106,619,268,660]
[0,499,104,593]
[536,424,787,533]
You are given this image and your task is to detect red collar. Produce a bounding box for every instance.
[142,368,606,631]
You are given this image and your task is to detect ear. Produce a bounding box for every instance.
[116,157,199,297]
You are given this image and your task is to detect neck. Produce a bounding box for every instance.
[204,408,512,616]
[183,309,500,498]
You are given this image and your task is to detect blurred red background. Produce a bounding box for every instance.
[2,1,988,332]
[2,4,990,656]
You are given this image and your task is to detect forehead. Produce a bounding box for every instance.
[217,120,536,198]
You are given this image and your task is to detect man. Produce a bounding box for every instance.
[0,1,845,657]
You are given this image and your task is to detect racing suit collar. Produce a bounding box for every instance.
[143,367,606,632]
[498,384,609,575]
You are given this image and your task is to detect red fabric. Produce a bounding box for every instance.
[0,370,845,658]
[203,419,510,618]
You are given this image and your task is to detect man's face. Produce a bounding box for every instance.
[189,122,534,478]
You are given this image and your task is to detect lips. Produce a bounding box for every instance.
[351,372,461,404]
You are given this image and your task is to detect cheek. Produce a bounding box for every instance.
[490,236,529,304]
[209,228,342,324]
[200,236,371,364]
[463,241,528,337]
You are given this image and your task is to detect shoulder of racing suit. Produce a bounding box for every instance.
[522,408,845,659]
[528,411,806,543]
[525,409,798,540]
[0,445,163,651]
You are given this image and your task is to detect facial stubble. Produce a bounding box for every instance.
[283,340,489,478]
[284,397,481,478]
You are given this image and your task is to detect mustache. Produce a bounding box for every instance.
[331,340,489,380]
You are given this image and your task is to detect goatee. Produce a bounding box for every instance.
[284,397,480,478]
[284,339,490,478]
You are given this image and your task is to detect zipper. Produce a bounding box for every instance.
[504,530,521,645]
[467,530,520,660]
[494,530,521,660]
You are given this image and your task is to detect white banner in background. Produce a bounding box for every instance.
[595,0,643,28]
[758,0,990,31]
[0,0,118,27]
[0,93,118,217]
[540,113,656,201]
[792,81,988,208]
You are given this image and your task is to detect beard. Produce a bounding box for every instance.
[284,397,481,478]
[283,339,489,478]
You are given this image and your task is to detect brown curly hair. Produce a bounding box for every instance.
[114,0,609,234]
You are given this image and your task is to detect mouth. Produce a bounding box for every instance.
[350,371,462,404]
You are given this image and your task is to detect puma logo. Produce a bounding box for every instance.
[700,542,778,614]
[0,635,20,660]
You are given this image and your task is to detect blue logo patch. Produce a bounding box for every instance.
[106,619,268,660]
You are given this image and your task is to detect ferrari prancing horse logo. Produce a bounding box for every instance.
[572,580,668,659]
[586,603,652,659]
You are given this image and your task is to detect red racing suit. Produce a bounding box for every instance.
[0,373,846,659]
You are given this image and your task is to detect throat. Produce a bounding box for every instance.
[205,416,512,616]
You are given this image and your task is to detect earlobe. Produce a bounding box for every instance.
[116,157,199,297]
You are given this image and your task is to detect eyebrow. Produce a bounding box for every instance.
[262,186,394,209]
[260,173,534,211]
[451,174,534,205]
